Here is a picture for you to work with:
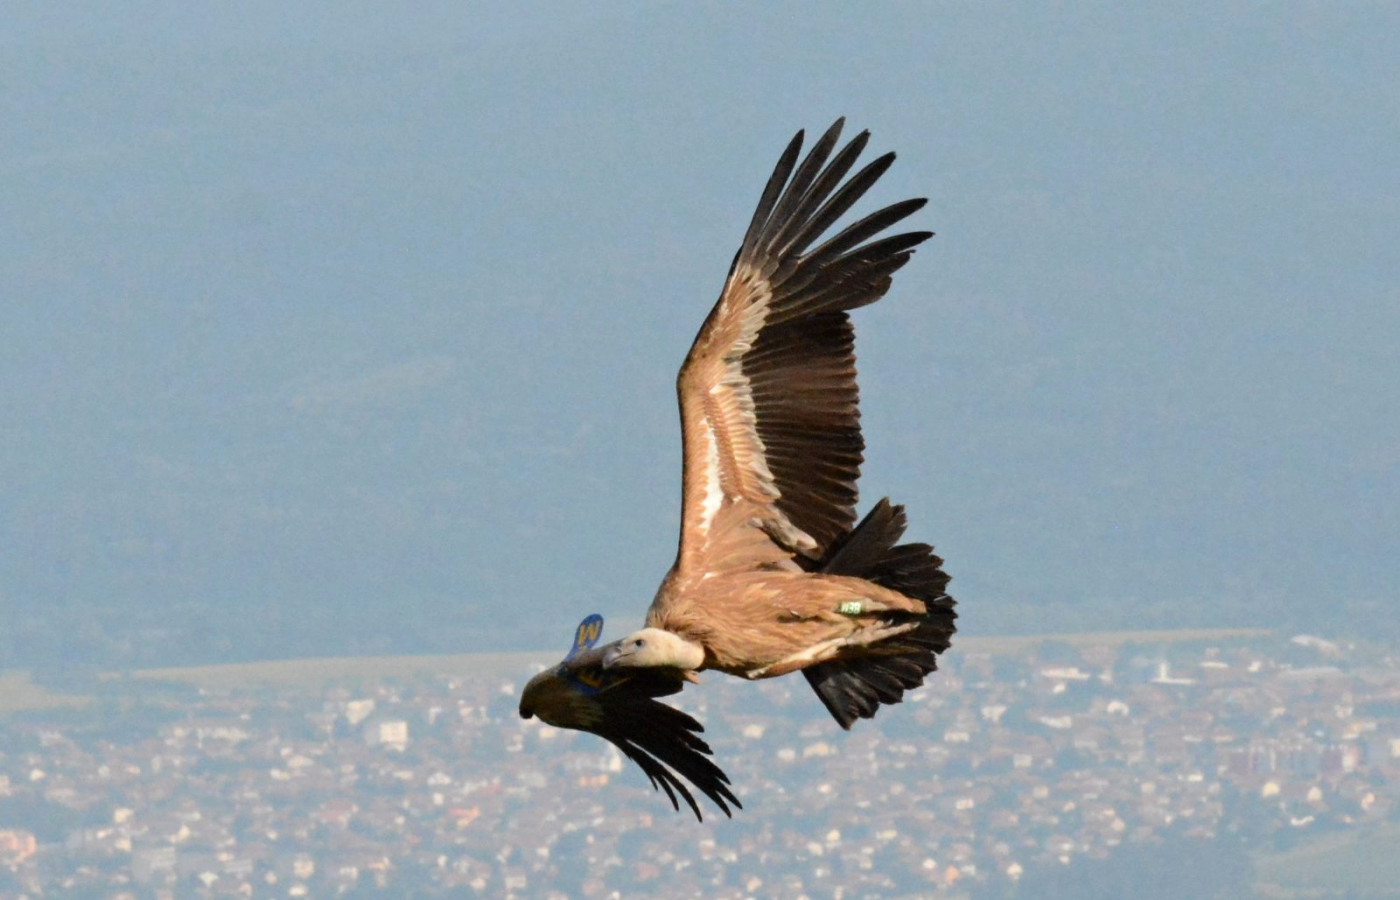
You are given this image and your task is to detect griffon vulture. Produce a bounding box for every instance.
[520,119,957,819]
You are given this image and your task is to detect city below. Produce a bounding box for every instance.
[1,629,1397,899]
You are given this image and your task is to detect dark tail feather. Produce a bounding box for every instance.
[803,498,957,729]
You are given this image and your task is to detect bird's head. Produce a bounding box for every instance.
[603,628,704,671]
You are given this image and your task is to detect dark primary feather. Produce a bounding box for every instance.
[724,118,932,556]
[519,646,740,820]
[595,695,738,820]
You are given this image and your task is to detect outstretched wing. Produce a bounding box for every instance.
[519,622,739,820]
[671,118,932,586]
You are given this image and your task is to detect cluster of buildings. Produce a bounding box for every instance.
[1,633,1398,898]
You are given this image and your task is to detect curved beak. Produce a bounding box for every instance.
[519,668,553,719]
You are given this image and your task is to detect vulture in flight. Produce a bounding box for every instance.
[519,118,957,820]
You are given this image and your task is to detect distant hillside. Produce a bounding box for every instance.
[3,627,1271,710]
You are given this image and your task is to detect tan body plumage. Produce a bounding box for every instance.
[647,546,927,679]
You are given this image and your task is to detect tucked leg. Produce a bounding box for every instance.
[744,619,923,679]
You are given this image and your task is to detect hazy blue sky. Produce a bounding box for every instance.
[3,3,1397,665]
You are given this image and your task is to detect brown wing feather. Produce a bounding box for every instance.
[670,118,932,587]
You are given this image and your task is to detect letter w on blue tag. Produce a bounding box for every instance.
[566,614,605,660]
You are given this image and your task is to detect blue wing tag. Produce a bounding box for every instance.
[566,614,604,660]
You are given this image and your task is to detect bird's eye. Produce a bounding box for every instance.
[633,638,645,647]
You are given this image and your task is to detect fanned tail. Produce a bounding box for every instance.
[803,498,956,729]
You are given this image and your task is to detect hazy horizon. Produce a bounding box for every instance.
[3,4,1397,670]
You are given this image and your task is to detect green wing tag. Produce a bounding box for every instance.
[566,614,605,659]
[838,601,864,616]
